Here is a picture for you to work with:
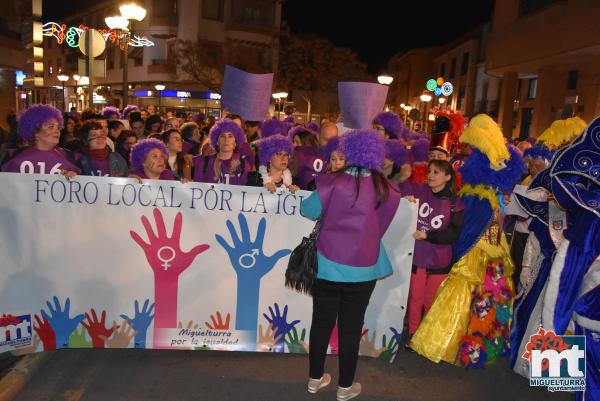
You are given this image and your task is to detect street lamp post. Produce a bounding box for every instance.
[377,75,393,85]
[438,96,446,110]
[155,84,165,113]
[272,92,288,119]
[57,73,69,111]
[419,90,432,131]
[106,3,146,107]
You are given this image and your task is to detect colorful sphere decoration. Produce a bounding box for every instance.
[425,77,453,97]
[426,79,437,92]
[441,82,454,97]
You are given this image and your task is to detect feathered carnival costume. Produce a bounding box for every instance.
[508,117,586,382]
[522,117,599,401]
[409,114,526,367]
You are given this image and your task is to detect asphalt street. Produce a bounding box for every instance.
[9,346,573,401]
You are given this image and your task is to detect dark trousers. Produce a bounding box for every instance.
[309,279,376,387]
[510,231,529,286]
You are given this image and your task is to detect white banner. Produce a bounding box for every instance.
[0,173,416,360]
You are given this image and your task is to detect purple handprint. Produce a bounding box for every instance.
[120,299,155,348]
[40,296,85,349]
[263,303,300,352]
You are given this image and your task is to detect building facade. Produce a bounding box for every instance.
[487,0,600,138]
[39,0,282,115]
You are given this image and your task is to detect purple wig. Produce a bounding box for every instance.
[411,138,430,162]
[385,139,408,166]
[258,134,293,166]
[307,122,319,132]
[18,104,64,141]
[373,112,407,139]
[123,104,139,120]
[209,118,245,149]
[409,130,429,141]
[260,118,287,138]
[323,136,342,161]
[130,138,168,173]
[525,137,536,145]
[523,143,554,161]
[101,106,121,119]
[341,129,385,172]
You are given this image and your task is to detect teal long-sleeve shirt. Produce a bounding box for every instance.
[300,190,393,283]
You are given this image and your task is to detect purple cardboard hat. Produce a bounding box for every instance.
[221,65,274,122]
[338,82,389,129]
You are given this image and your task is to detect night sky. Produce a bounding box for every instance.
[45,0,496,73]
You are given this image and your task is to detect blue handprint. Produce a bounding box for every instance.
[120,299,155,348]
[40,296,85,349]
[215,213,291,345]
[263,303,300,352]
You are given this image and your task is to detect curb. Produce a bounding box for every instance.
[0,352,52,401]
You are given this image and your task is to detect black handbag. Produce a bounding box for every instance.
[285,220,320,295]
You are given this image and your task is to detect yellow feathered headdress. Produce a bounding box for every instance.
[460,114,510,170]
[536,116,586,149]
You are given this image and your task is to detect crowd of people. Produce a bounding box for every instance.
[0,102,597,401]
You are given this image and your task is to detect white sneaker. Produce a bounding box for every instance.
[336,382,362,401]
[307,373,331,394]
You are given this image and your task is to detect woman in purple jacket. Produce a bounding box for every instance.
[192,118,251,185]
[301,129,401,401]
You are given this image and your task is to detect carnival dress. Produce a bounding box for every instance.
[409,218,514,365]
[409,141,526,367]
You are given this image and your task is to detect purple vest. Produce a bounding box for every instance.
[1,147,81,174]
[316,172,401,267]
[192,154,249,185]
[401,182,464,269]
[295,146,325,189]
[131,170,176,180]
[182,141,194,156]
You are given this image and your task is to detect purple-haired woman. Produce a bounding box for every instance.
[372,111,408,140]
[1,104,81,176]
[192,119,251,185]
[128,138,175,181]
[252,134,299,193]
[101,106,121,121]
[301,129,401,400]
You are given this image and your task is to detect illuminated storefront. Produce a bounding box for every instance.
[133,89,222,117]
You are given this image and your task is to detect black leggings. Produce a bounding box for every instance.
[309,279,377,387]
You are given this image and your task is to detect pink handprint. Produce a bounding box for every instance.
[329,323,339,355]
[130,208,210,346]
